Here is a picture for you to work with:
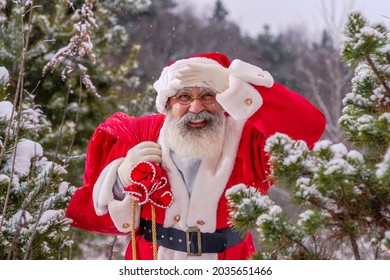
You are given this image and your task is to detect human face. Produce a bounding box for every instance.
[165,106,226,159]
[168,87,223,128]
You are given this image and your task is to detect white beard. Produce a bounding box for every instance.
[165,110,226,159]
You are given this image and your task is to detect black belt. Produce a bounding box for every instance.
[139,218,242,256]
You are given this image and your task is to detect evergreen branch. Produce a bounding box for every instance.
[288,234,312,257]
[23,66,74,260]
[7,208,28,259]
[64,75,83,166]
[0,0,34,234]
[365,54,390,97]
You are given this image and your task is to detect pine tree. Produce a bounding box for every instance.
[211,0,228,24]
[226,11,390,260]
[0,70,76,259]
[0,0,152,259]
[0,0,152,186]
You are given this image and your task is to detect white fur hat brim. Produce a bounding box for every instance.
[153,57,222,114]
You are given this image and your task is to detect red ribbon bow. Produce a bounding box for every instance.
[123,161,173,209]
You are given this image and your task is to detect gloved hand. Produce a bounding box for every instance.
[176,63,230,92]
[229,59,274,88]
[117,141,162,186]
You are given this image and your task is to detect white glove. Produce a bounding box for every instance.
[176,63,230,92]
[117,141,162,186]
[229,59,274,88]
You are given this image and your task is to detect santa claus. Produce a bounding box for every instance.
[65,52,326,260]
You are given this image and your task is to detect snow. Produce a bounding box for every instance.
[297,210,314,226]
[264,132,292,153]
[269,205,282,215]
[347,150,364,163]
[231,186,274,211]
[0,101,15,120]
[299,210,314,221]
[256,213,272,224]
[59,182,69,195]
[380,44,390,53]
[376,147,390,178]
[353,186,363,195]
[12,210,33,227]
[295,178,320,199]
[264,133,308,167]
[0,66,9,85]
[296,177,311,187]
[225,183,247,196]
[39,209,64,224]
[379,112,390,122]
[330,143,348,157]
[354,64,372,80]
[41,242,50,253]
[0,174,10,183]
[371,86,386,103]
[324,158,355,175]
[314,143,358,175]
[3,139,43,175]
[360,26,385,39]
[313,140,332,152]
[357,114,374,124]
[343,92,373,107]
[253,195,273,209]
[282,141,306,166]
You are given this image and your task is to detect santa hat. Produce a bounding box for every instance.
[153,52,231,114]
[153,52,274,115]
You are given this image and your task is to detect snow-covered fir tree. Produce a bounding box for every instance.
[226,11,390,260]
[0,0,152,186]
[0,68,76,259]
[0,0,153,259]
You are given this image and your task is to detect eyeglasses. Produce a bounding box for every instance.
[171,88,217,105]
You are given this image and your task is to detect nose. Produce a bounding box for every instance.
[188,98,205,114]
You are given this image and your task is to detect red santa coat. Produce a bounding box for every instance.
[66,81,326,260]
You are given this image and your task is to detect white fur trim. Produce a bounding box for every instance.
[92,157,140,233]
[185,118,245,231]
[158,123,190,230]
[153,57,274,120]
[153,57,221,114]
[158,116,245,233]
[216,76,263,121]
[217,59,274,120]
[92,158,124,216]
[108,195,140,233]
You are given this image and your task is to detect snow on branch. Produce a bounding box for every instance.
[42,0,99,97]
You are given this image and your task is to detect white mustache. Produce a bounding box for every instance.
[181,111,216,126]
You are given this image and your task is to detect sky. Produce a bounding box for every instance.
[176,0,390,42]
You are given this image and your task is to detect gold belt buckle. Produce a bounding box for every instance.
[186,227,202,256]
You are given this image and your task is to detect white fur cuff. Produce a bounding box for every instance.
[108,195,140,233]
[216,76,263,121]
[92,158,125,216]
